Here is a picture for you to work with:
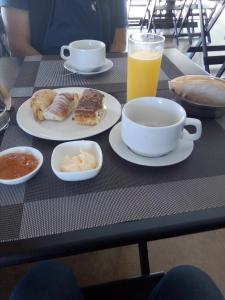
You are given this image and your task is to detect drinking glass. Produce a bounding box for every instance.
[127,33,165,101]
[0,100,10,132]
[0,83,11,132]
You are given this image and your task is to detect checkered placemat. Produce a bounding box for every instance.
[11,54,178,98]
[1,54,225,244]
[34,57,169,88]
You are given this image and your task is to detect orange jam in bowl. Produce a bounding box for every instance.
[0,147,43,185]
[0,152,39,179]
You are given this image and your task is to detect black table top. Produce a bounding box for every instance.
[0,49,225,268]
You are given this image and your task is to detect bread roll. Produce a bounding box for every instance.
[169,75,225,107]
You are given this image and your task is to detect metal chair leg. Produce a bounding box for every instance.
[216,61,225,78]
[186,20,193,45]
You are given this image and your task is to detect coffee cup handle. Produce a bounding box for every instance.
[183,118,202,141]
[60,46,71,60]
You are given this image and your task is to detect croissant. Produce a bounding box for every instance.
[30,89,57,121]
[169,75,225,107]
[43,93,79,121]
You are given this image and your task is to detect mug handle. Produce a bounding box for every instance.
[183,118,202,141]
[60,46,71,60]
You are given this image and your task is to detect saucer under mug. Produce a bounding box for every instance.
[109,122,194,167]
[64,58,113,75]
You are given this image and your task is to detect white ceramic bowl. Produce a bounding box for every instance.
[51,140,103,181]
[0,146,43,185]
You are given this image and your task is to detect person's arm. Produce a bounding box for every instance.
[110,0,127,53]
[110,27,127,53]
[1,6,40,56]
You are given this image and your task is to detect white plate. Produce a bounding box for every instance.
[64,58,113,75]
[17,87,121,141]
[109,122,194,167]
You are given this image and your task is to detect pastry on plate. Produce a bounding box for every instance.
[74,89,105,126]
[30,89,57,121]
[169,75,225,107]
[43,93,79,121]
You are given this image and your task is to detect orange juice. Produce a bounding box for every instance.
[127,50,162,101]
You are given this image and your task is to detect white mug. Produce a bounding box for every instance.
[60,40,106,72]
[121,97,202,157]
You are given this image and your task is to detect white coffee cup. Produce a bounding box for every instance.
[60,40,106,72]
[121,97,202,157]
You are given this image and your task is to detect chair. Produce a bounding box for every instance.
[128,0,149,27]
[186,0,225,76]
[172,0,218,45]
[173,0,196,44]
[140,0,174,32]
[140,0,196,42]
[151,0,178,32]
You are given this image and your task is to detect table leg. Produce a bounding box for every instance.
[138,242,150,276]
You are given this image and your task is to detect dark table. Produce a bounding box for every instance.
[0,49,225,270]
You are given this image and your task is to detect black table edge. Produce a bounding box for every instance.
[1,206,225,268]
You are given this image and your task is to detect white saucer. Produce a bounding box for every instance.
[64,58,113,75]
[109,122,194,167]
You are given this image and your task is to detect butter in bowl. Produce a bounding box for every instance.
[169,75,225,119]
[51,140,103,181]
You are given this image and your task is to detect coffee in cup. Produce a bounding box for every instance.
[60,40,106,72]
[121,97,202,157]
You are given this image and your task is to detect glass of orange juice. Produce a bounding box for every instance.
[127,33,165,101]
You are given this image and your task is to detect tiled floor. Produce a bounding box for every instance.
[1,10,225,300]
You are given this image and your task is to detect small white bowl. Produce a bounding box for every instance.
[0,146,43,185]
[51,140,103,181]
